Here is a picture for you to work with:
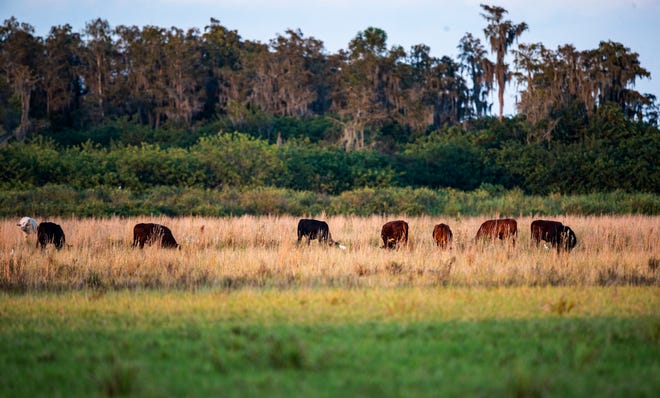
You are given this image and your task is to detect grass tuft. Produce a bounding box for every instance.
[99,355,140,397]
[547,296,576,315]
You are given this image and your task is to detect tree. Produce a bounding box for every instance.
[332,27,391,151]
[42,24,84,124]
[513,41,653,141]
[114,24,159,125]
[269,29,326,117]
[82,18,115,121]
[0,18,43,141]
[512,42,559,141]
[402,44,436,130]
[480,4,527,121]
[200,18,244,119]
[161,27,203,125]
[589,41,651,121]
[458,33,494,118]
[429,56,469,126]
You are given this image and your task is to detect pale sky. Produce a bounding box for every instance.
[2,0,659,116]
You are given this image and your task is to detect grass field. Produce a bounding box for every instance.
[1,288,659,397]
[1,215,659,290]
[1,215,659,396]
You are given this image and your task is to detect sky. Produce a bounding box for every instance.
[2,0,659,116]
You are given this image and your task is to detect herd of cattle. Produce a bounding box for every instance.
[16,216,577,253]
[376,218,576,252]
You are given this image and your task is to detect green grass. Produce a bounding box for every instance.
[1,287,659,397]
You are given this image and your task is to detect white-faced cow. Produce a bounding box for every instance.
[132,223,179,249]
[297,219,345,249]
[17,217,38,239]
[37,222,66,250]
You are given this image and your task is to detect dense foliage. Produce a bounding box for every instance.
[1,108,658,199]
[1,6,659,215]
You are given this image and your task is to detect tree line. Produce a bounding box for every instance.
[1,5,659,205]
[1,5,657,148]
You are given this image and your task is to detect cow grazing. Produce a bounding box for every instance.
[475,218,517,245]
[297,219,345,249]
[132,223,179,249]
[531,220,577,252]
[432,223,453,249]
[36,222,66,250]
[381,220,409,249]
[531,220,563,246]
[17,217,38,238]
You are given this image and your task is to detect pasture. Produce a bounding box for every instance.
[1,215,659,396]
[1,288,659,397]
[1,215,659,290]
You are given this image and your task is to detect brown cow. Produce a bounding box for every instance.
[132,223,179,249]
[531,220,577,252]
[475,218,517,245]
[381,220,408,249]
[432,223,453,249]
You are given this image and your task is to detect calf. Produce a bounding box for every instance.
[475,218,517,245]
[381,220,409,249]
[132,223,179,249]
[432,223,453,249]
[37,222,66,250]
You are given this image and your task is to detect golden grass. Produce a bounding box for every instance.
[1,214,659,290]
[2,287,658,326]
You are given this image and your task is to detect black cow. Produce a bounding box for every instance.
[297,219,342,247]
[531,220,577,252]
[132,223,179,249]
[37,222,66,250]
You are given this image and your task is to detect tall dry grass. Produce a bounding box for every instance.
[1,215,658,291]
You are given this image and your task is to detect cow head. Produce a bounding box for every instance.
[385,237,398,249]
[561,226,577,251]
[327,233,347,250]
[17,217,37,239]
